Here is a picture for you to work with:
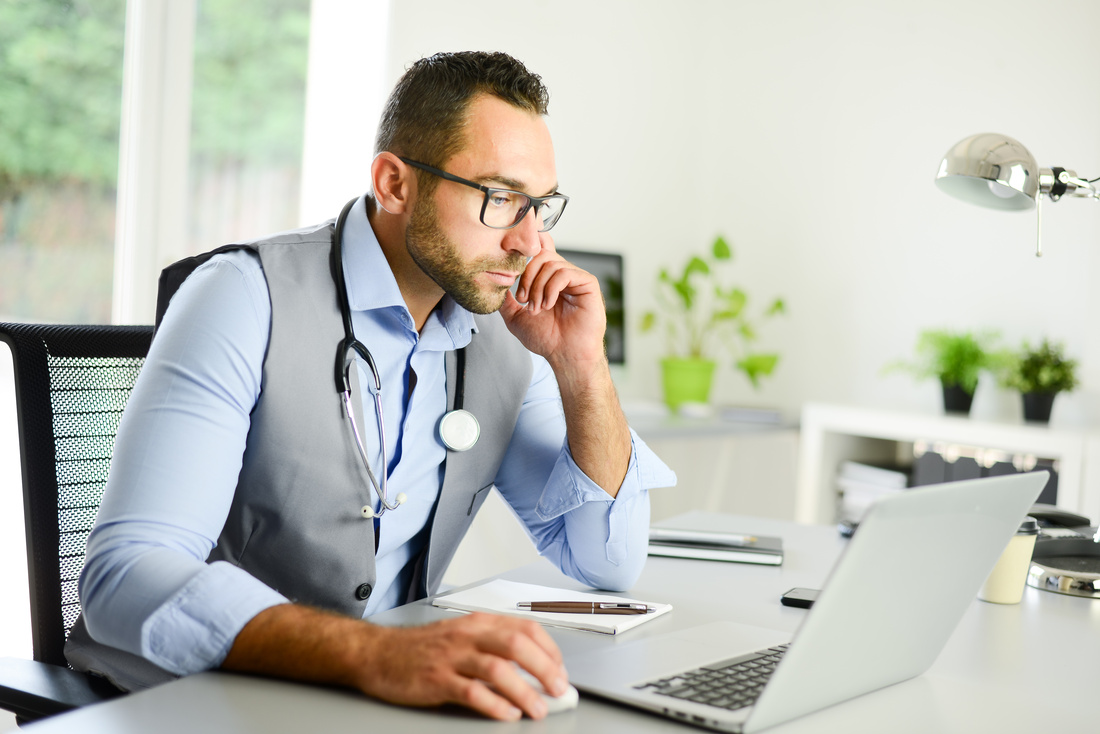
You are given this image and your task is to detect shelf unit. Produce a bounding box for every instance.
[796,402,1100,525]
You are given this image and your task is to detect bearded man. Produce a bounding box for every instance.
[67,51,674,722]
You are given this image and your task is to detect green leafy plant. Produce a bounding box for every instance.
[887,329,1007,393]
[640,235,785,389]
[1002,339,1079,394]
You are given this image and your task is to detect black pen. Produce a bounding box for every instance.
[517,601,654,615]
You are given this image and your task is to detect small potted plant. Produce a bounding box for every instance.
[887,329,1006,415]
[640,235,785,409]
[1002,339,1078,423]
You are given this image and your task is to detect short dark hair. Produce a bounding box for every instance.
[375,51,549,190]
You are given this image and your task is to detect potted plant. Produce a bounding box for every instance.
[887,329,1007,415]
[640,235,785,409]
[1002,339,1078,423]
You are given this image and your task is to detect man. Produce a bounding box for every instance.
[66,51,674,722]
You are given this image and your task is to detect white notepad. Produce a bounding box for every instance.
[432,579,672,635]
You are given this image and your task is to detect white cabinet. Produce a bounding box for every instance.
[634,416,799,522]
[796,402,1100,525]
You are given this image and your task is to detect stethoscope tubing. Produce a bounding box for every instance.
[330,196,478,518]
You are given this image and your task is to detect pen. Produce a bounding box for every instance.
[517,601,654,614]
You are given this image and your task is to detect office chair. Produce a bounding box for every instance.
[0,322,153,724]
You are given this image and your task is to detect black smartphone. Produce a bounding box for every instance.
[780,587,819,609]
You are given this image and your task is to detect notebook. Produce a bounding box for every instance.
[567,471,1048,732]
[432,579,673,635]
[648,527,784,565]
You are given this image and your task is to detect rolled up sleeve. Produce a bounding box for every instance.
[496,356,677,592]
[79,251,286,675]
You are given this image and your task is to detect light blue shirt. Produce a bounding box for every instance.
[79,199,676,677]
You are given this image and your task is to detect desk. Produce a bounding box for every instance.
[25,512,1100,733]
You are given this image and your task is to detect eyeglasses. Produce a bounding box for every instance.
[400,157,569,232]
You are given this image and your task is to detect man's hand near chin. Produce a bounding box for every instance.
[222,604,569,721]
[499,233,631,497]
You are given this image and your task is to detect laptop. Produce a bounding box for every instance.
[567,471,1048,732]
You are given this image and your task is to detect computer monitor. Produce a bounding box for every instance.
[556,248,624,365]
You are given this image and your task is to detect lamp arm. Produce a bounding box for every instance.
[1038,167,1100,201]
[1032,169,1098,257]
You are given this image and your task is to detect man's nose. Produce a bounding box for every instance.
[502,206,542,258]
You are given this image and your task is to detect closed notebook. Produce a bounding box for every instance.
[432,579,672,635]
[648,527,784,565]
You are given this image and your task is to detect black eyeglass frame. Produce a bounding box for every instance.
[399,157,569,232]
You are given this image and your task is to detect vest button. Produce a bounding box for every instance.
[355,583,373,601]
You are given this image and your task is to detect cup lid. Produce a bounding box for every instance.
[1017,517,1040,535]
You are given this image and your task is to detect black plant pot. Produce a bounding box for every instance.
[941,382,974,415]
[1022,391,1057,423]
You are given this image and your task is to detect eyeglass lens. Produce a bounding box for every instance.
[482,190,566,232]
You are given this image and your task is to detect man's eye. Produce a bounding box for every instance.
[488,192,516,208]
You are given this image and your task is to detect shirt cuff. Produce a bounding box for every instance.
[141,561,289,675]
[535,428,676,566]
[535,428,676,519]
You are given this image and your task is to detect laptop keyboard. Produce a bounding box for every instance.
[633,644,790,711]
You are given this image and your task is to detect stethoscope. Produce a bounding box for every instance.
[330,197,480,519]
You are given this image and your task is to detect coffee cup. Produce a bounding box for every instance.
[978,516,1040,604]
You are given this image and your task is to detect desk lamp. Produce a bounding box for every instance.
[934,132,1099,256]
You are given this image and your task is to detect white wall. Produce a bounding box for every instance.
[368,0,1100,424]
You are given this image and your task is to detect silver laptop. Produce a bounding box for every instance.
[567,472,1048,732]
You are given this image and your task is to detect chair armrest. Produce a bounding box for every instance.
[0,657,123,723]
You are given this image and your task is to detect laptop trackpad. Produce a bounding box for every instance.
[568,621,790,691]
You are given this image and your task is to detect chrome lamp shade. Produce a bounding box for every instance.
[935,133,1039,211]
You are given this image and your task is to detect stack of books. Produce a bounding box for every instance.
[836,460,912,525]
[648,527,784,565]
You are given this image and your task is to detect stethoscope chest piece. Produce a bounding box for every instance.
[439,408,480,452]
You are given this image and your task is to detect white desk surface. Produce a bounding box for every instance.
[25,511,1100,733]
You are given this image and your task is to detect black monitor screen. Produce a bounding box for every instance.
[556,248,624,365]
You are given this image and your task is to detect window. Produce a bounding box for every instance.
[187,0,311,255]
[0,0,126,323]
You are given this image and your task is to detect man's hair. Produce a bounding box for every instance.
[375,51,549,191]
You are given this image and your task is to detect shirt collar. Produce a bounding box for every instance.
[341,195,477,347]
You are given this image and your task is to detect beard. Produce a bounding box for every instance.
[405,195,528,315]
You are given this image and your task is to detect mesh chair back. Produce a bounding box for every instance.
[0,323,153,667]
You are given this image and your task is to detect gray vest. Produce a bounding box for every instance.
[66,218,533,690]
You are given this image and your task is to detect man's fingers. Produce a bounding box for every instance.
[518,259,592,315]
[515,236,563,304]
[475,621,568,699]
[455,676,525,722]
[539,230,557,255]
[499,290,524,322]
[460,655,548,720]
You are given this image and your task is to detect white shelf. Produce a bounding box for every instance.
[796,402,1100,525]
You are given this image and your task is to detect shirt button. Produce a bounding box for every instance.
[355,583,373,601]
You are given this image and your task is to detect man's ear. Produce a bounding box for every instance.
[371,152,414,215]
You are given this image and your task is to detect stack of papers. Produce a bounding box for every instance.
[432,579,672,635]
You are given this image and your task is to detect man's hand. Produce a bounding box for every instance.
[498,233,631,496]
[499,232,607,370]
[358,612,568,720]
[223,604,568,721]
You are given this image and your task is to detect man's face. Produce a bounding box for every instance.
[404,94,558,314]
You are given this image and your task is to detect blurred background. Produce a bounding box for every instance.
[3,0,1097,421]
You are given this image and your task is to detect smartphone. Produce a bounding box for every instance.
[780,587,819,609]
